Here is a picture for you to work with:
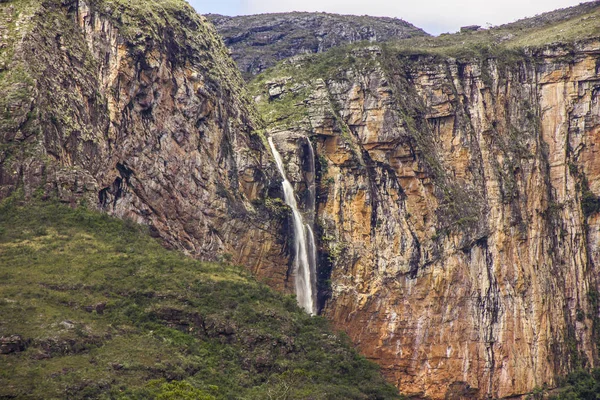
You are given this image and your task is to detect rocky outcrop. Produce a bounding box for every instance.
[0,335,28,354]
[252,37,600,398]
[0,0,292,283]
[206,12,429,78]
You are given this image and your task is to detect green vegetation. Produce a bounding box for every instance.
[570,171,600,218]
[253,83,310,128]
[252,196,292,219]
[0,0,40,143]
[249,1,600,101]
[550,369,600,399]
[581,188,600,217]
[0,0,41,68]
[579,175,600,218]
[249,44,378,93]
[0,66,36,136]
[0,198,401,399]
[248,45,375,130]
[383,2,600,59]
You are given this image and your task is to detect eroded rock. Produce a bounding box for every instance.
[252,41,600,398]
[0,335,27,354]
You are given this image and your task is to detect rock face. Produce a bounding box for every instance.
[206,12,429,78]
[251,36,600,397]
[5,0,600,398]
[0,0,292,284]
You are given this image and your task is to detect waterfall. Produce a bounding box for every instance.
[268,136,317,315]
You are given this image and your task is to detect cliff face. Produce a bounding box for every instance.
[250,35,600,397]
[0,0,291,282]
[206,12,429,79]
[5,0,600,398]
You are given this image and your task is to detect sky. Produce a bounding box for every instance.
[191,0,589,35]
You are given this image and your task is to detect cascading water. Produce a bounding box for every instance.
[268,136,317,315]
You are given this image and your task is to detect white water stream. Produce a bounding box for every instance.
[268,137,317,315]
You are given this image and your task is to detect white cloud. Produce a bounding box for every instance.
[240,0,589,35]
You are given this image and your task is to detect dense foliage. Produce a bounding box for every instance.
[549,369,600,399]
[0,198,401,399]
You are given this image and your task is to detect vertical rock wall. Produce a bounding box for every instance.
[253,42,600,398]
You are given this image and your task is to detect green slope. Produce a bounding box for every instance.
[376,0,600,57]
[0,198,401,399]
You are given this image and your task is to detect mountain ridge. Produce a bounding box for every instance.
[206,11,429,78]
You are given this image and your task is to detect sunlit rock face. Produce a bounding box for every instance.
[251,41,600,398]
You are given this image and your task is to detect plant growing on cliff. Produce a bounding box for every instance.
[573,175,600,218]
[581,188,600,217]
[551,369,600,399]
[316,154,329,178]
[264,196,292,218]
[526,385,547,400]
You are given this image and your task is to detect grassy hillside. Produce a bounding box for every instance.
[248,1,600,90]
[0,198,401,399]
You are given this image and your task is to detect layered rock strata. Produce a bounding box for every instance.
[251,40,600,398]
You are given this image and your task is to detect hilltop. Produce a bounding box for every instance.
[384,0,600,56]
